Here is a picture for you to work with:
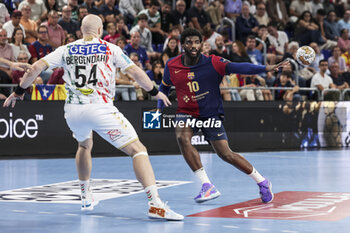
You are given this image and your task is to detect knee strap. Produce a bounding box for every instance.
[132,151,148,159]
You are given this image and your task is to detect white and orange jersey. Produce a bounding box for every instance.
[41,38,135,104]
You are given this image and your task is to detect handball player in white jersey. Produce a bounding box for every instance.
[3,14,183,221]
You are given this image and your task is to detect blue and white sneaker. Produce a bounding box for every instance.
[257,179,274,203]
[194,183,221,203]
[81,190,99,211]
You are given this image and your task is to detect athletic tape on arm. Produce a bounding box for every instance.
[132,151,148,159]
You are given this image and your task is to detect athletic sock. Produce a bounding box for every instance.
[79,180,90,197]
[145,185,162,205]
[248,167,265,183]
[194,167,211,184]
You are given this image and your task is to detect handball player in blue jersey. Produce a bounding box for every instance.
[157,28,289,203]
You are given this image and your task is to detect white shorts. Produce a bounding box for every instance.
[64,103,138,149]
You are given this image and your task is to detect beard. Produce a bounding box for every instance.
[184,47,200,59]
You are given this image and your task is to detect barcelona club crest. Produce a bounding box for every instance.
[187,72,195,80]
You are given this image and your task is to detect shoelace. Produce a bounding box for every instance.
[161,201,170,210]
[200,185,210,193]
[259,184,269,195]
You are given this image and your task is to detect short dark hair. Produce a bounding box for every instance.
[341,28,348,35]
[327,10,336,16]
[138,13,148,21]
[247,35,256,41]
[37,25,48,33]
[319,59,328,65]
[180,28,202,44]
[163,0,172,6]
[267,21,278,28]
[317,9,326,16]
[150,0,160,7]
[281,71,292,78]
[78,5,88,13]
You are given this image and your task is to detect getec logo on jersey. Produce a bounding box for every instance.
[143,111,161,129]
[69,43,107,55]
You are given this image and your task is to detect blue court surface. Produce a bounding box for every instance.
[1,150,350,233]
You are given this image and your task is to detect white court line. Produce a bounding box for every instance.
[90,215,104,218]
[195,223,211,226]
[116,217,131,220]
[64,213,78,216]
[251,228,269,231]
[223,225,239,229]
[39,212,53,214]
[12,210,27,213]
[281,230,299,233]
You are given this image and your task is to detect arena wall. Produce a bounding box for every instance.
[0,101,348,157]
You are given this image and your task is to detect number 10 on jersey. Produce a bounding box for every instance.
[187,81,199,92]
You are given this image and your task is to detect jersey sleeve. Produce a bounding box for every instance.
[211,55,228,76]
[162,63,173,86]
[211,54,267,75]
[226,62,266,75]
[157,63,172,110]
[113,45,135,73]
[41,45,65,68]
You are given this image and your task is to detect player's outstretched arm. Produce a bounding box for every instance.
[265,60,290,72]
[0,58,32,72]
[3,60,47,108]
[225,60,290,75]
[126,65,171,107]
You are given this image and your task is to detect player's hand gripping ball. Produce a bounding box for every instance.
[296,46,316,65]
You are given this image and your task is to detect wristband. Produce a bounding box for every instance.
[14,85,26,95]
[147,86,159,96]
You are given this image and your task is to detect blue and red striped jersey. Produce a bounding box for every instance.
[158,54,266,117]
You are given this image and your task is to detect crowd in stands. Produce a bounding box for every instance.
[2,0,350,101]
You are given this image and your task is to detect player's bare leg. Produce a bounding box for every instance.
[175,126,221,202]
[175,126,203,171]
[210,140,253,174]
[76,138,93,180]
[121,139,156,188]
[121,139,183,220]
[211,140,274,203]
[76,137,98,211]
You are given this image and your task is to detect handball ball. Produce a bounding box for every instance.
[296,46,316,65]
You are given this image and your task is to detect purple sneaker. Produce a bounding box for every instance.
[257,179,274,203]
[194,183,221,203]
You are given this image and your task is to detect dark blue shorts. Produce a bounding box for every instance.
[175,113,227,142]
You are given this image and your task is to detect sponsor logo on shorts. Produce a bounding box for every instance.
[107,129,122,141]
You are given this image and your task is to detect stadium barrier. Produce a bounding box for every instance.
[0,84,323,100]
[1,100,349,157]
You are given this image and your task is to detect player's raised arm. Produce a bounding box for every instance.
[213,55,290,75]
[0,58,31,72]
[3,60,47,108]
[126,64,171,107]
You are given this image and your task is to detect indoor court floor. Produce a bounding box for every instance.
[0,150,349,233]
